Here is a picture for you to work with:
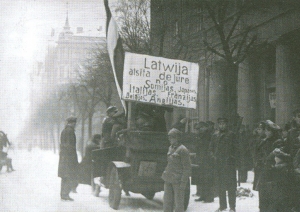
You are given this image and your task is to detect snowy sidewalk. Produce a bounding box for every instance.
[0,149,259,212]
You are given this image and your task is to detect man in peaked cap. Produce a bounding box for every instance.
[58,116,78,201]
[210,117,237,212]
[106,106,118,114]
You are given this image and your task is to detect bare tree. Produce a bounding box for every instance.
[115,0,151,54]
[71,46,115,142]
[200,0,258,125]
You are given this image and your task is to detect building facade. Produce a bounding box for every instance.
[45,14,106,88]
[151,0,300,128]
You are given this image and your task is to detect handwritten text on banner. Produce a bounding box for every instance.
[123,52,199,109]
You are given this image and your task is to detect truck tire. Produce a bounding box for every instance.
[109,167,122,210]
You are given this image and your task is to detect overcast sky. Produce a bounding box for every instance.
[0,0,111,140]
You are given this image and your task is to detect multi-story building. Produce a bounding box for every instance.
[151,0,300,128]
[45,13,106,88]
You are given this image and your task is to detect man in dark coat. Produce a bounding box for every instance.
[100,106,118,148]
[58,117,78,201]
[209,118,237,212]
[194,121,214,203]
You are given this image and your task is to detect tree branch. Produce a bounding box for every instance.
[203,40,226,59]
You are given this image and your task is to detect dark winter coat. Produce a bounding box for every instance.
[100,116,115,148]
[287,126,300,158]
[58,125,78,179]
[256,136,285,189]
[195,131,213,184]
[237,130,252,170]
[265,162,293,212]
[101,117,115,141]
[78,141,100,185]
[209,130,237,188]
[252,135,265,190]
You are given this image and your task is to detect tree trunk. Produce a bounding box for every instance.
[80,115,85,157]
[88,112,94,140]
[226,63,239,128]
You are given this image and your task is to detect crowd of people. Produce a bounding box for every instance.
[57,105,300,212]
[190,109,300,212]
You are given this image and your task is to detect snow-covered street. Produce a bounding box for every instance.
[0,149,259,212]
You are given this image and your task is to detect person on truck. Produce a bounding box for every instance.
[100,106,118,148]
[111,111,126,143]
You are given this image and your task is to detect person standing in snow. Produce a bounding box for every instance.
[58,117,78,201]
[162,128,191,212]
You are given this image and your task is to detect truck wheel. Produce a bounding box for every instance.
[142,192,155,200]
[184,179,190,211]
[109,167,122,210]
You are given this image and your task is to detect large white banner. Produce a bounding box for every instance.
[123,52,199,109]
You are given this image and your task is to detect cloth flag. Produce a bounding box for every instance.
[104,0,126,112]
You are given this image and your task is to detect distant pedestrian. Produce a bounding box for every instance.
[209,118,237,212]
[162,128,191,212]
[0,132,14,172]
[58,117,78,201]
[0,131,11,151]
